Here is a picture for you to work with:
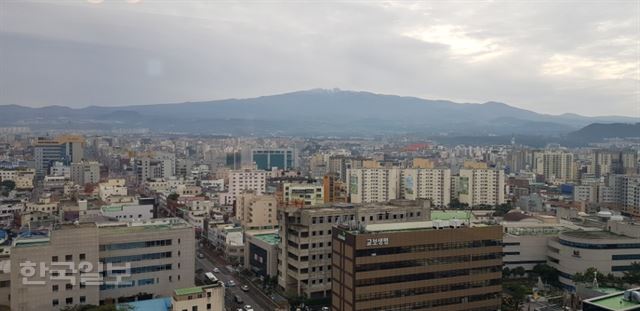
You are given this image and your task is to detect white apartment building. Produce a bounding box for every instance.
[347,168,451,206]
[0,169,35,189]
[282,183,324,207]
[221,169,267,205]
[100,203,153,221]
[70,161,100,185]
[98,179,128,202]
[458,168,505,206]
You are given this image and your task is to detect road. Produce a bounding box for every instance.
[195,244,277,311]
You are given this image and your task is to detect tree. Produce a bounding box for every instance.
[531,263,560,287]
[502,267,511,279]
[503,283,530,311]
[622,262,640,285]
[0,180,15,196]
[494,202,513,216]
[512,266,526,278]
[448,199,468,210]
[167,193,179,201]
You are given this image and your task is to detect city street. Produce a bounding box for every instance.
[195,244,278,311]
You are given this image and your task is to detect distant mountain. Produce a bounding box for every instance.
[568,123,640,141]
[1,89,638,136]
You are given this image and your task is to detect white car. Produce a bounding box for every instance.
[227,280,236,287]
[212,267,220,273]
[243,305,252,311]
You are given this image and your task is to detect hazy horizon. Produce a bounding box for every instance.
[1,1,639,117]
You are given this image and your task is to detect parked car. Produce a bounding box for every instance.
[243,305,253,311]
[241,284,249,291]
[234,295,243,304]
[213,267,220,273]
[197,253,204,259]
[227,280,236,287]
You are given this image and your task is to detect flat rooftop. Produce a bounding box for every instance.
[97,218,191,234]
[174,286,203,296]
[584,289,640,311]
[562,230,635,240]
[253,233,280,245]
[431,210,472,221]
[363,220,481,233]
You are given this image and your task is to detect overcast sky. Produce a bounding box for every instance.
[1,0,638,116]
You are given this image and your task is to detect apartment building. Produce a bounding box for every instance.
[458,168,505,207]
[322,173,348,204]
[277,200,431,299]
[0,169,35,189]
[10,218,195,311]
[70,161,100,186]
[281,183,324,207]
[331,220,502,311]
[235,193,277,230]
[347,168,451,207]
[221,169,267,205]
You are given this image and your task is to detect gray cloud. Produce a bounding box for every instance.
[0,0,638,116]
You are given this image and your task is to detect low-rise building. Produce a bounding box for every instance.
[244,230,279,279]
[171,284,225,311]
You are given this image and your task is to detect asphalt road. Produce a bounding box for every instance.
[195,246,275,311]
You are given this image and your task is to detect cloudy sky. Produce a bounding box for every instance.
[1,0,638,116]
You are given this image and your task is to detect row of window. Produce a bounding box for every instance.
[52,254,86,262]
[99,239,173,251]
[53,296,86,307]
[102,251,172,263]
[354,253,500,272]
[355,266,502,287]
[355,240,501,257]
[559,239,640,249]
[612,254,640,260]
[354,278,501,302]
[358,293,500,311]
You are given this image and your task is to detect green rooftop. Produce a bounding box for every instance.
[254,233,280,245]
[174,287,203,296]
[431,210,472,221]
[584,290,640,311]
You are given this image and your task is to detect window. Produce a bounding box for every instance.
[66,284,73,290]
[80,296,86,303]
[52,285,59,292]
[52,299,59,306]
[207,303,212,310]
[66,297,73,305]
[52,256,58,262]
[192,307,198,311]
[65,255,72,261]
[79,253,86,260]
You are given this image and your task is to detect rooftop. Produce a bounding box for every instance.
[583,288,640,311]
[363,220,476,233]
[97,218,191,234]
[253,233,280,245]
[174,286,203,296]
[431,210,472,221]
[562,230,635,240]
[118,297,171,311]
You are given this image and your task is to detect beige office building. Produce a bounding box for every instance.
[10,218,195,311]
[171,284,224,311]
[235,193,278,230]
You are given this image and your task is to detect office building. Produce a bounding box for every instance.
[278,200,431,299]
[10,218,194,311]
[244,230,280,279]
[251,148,295,170]
[458,168,505,207]
[235,193,277,230]
[70,161,100,185]
[34,135,84,178]
[331,220,502,311]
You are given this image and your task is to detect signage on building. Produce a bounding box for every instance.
[366,237,389,246]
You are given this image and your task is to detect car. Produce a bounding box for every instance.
[243,305,252,311]
[197,253,204,259]
[212,267,220,273]
[234,295,243,304]
[321,307,330,311]
[227,280,236,287]
[240,284,249,291]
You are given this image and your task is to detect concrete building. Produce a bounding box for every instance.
[100,203,153,221]
[251,148,295,171]
[399,168,451,207]
[0,168,35,189]
[331,221,502,311]
[10,218,194,311]
[70,161,100,185]
[171,284,225,311]
[98,179,128,202]
[222,169,267,205]
[207,224,244,264]
[547,221,640,290]
[244,230,280,279]
[34,135,84,179]
[322,173,348,204]
[458,168,505,207]
[281,183,324,207]
[278,200,431,299]
[539,151,575,183]
[235,193,277,230]
[347,168,399,204]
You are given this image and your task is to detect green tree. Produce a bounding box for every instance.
[531,263,560,287]
[494,202,513,216]
[167,193,179,201]
[622,262,640,285]
[502,267,511,279]
[512,266,526,278]
[0,180,15,196]
[503,283,530,311]
[448,199,468,209]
